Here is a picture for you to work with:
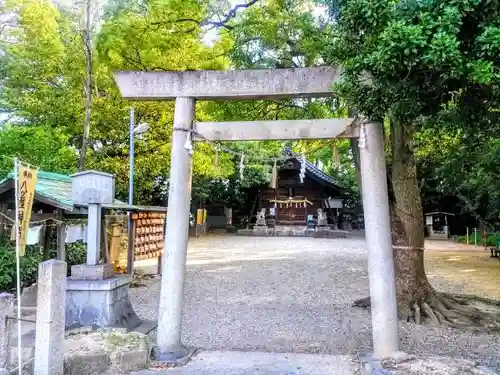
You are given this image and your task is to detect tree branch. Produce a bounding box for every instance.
[202,0,261,30]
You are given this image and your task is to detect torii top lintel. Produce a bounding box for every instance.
[114,67,341,101]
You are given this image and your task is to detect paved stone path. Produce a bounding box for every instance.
[128,236,500,371]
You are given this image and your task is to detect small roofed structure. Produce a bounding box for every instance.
[425,211,455,239]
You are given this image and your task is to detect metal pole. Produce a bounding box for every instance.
[359,121,399,358]
[155,97,195,362]
[13,158,22,375]
[474,228,477,246]
[129,107,135,206]
[466,227,469,245]
[127,108,135,274]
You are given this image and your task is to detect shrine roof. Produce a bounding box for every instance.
[0,170,124,211]
[282,147,342,190]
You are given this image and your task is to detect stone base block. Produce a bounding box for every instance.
[65,275,141,330]
[71,263,115,281]
[253,225,268,233]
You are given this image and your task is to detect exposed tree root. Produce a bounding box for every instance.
[353,293,500,332]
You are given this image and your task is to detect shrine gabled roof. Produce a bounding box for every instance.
[0,170,124,211]
[282,147,342,190]
[0,170,74,210]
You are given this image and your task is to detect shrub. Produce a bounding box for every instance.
[456,232,500,247]
[0,239,88,292]
[0,242,42,292]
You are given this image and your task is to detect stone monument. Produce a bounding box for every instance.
[66,171,142,331]
[317,209,328,227]
[314,208,331,238]
[253,208,268,235]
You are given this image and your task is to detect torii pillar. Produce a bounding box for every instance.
[114,68,399,361]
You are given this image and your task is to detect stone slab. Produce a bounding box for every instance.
[135,351,357,375]
[193,118,358,141]
[65,353,110,375]
[114,67,340,100]
[66,274,132,291]
[64,329,151,375]
[130,351,500,375]
[116,350,150,372]
[71,264,115,281]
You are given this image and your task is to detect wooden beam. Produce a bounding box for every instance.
[192,118,358,141]
[114,67,340,100]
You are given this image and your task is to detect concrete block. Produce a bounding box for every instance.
[114,67,341,100]
[71,264,114,281]
[0,293,14,369]
[65,353,110,375]
[117,350,149,372]
[34,260,67,375]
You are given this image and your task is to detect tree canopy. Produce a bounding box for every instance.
[1,0,499,231]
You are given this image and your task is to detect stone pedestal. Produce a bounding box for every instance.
[253,219,268,235]
[253,216,268,235]
[317,218,328,227]
[65,264,142,331]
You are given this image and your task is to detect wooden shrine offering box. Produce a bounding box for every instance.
[71,170,116,205]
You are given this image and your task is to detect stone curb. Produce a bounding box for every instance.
[64,349,149,375]
[358,352,500,375]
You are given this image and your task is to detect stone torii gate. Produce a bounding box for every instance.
[114,67,399,361]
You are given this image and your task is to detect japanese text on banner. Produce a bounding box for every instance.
[17,163,38,256]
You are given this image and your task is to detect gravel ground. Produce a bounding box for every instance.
[129,235,500,372]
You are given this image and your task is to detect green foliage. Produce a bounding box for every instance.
[5,0,500,232]
[0,240,87,292]
[0,0,237,204]
[329,0,500,123]
[0,242,43,292]
[65,242,87,270]
[0,125,77,179]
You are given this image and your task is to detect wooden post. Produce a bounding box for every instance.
[101,215,109,263]
[127,215,136,274]
[56,209,66,262]
[42,224,51,261]
[0,204,6,240]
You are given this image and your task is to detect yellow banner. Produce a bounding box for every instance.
[196,209,203,225]
[17,163,38,256]
[203,209,207,224]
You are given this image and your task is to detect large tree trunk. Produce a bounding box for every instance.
[390,117,434,319]
[354,117,500,330]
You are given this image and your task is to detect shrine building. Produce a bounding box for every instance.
[254,147,344,227]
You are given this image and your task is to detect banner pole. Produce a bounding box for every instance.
[14,157,22,375]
